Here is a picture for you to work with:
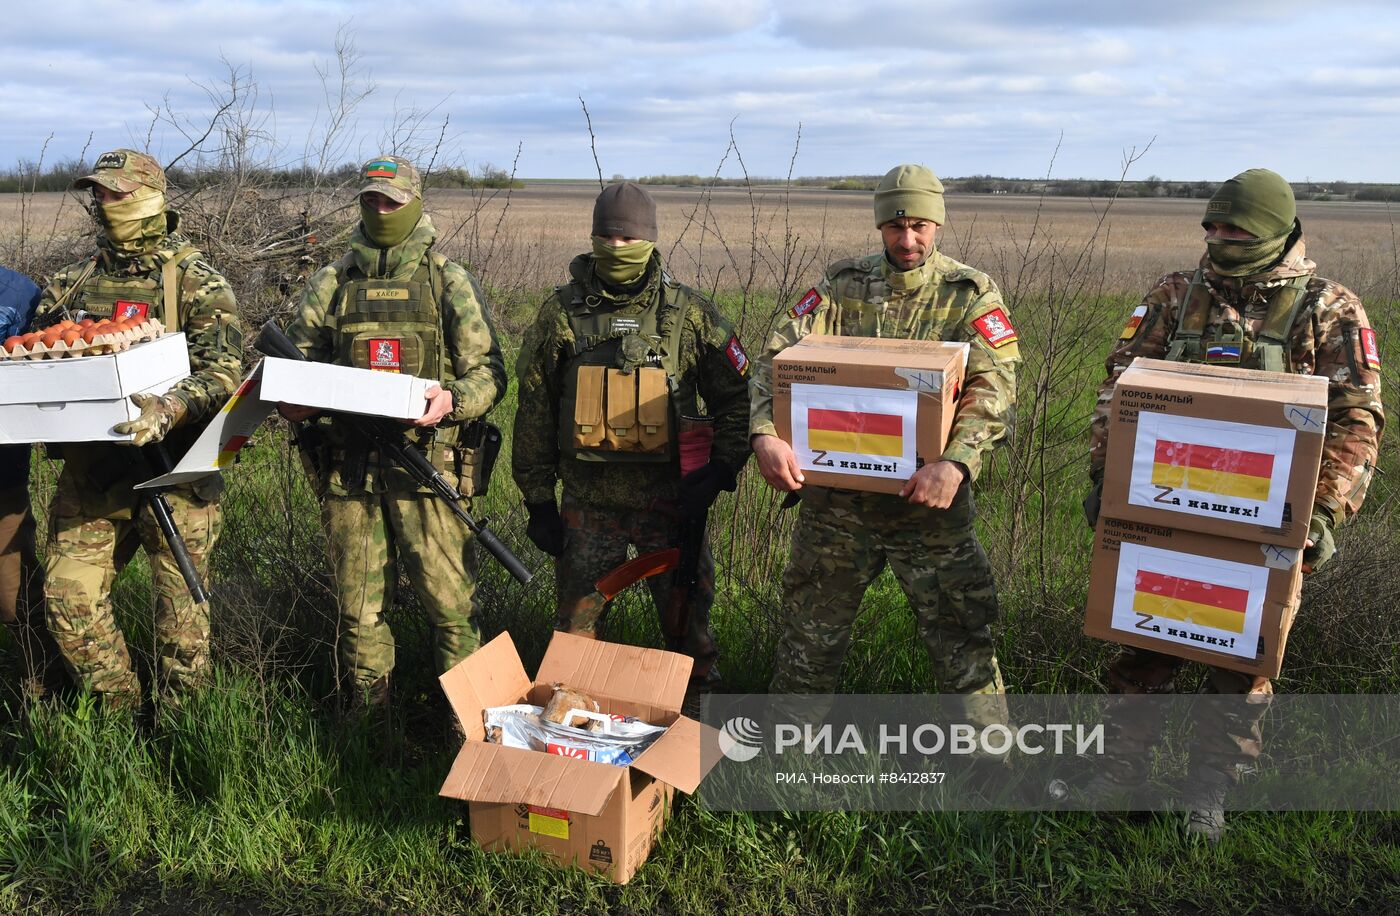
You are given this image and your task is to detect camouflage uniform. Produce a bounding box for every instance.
[1088,233,1384,784]
[752,248,1019,702]
[287,208,506,689]
[41,152,244,707]
[512,253,752,681]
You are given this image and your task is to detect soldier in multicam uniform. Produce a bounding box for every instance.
[280,156,506,717]
[1083,168,1385,839]
[512,182,751,691]
[40,150,244,711]
[751,164,1018,719]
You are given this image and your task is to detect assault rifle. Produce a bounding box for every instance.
[255,320,532,585]
[141,443,210,604]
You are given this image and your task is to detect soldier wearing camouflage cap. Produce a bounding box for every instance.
[512,182,752,692]
[751,164,1019,725]
[38,148,244,712]
[1082,168,1384,839]
[279,155,506,726]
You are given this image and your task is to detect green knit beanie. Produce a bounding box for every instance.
[874,164,946,226]
[1203,169,1296,238]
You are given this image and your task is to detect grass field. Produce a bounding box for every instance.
[1,188,1399,914]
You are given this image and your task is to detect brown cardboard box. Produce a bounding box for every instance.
[438,631,718,884]
[1083,516,1303,678]
[1101,358,1328,548]
[772,334,968,494]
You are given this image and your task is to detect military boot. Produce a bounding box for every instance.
[345,674,393,734]
[1184,771,1232,842]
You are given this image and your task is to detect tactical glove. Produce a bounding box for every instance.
[113,392,186,447]
[525,500,566,557]
[678,461,737,520]
[1303,511,1336,572]
[1082,478,1104,529]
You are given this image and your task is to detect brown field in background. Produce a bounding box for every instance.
[5,183,1398,305]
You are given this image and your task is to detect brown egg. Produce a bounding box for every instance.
[20,333,40,347]
[3,336,22,352]
[78,318,95,328]
[57,320,77,330]
[81,326,102,344]
[60,328,82,347]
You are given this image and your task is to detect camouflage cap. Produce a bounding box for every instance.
[357,155,422,204]
[72,149,167,194]
[874,164,945,227]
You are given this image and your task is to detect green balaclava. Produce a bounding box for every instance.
[591,238,655,287]
[361,195,423,248]
[1203,168,1297,277]
[97,186,168,255]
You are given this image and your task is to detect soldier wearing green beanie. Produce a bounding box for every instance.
[279,155,507,729]
[751,164,1018,732]
[1082,168,1385,839]
[512,182,753,694]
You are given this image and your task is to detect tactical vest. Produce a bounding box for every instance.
[557,275,694,463]
[1164,270,1313,372]
[75,245,200,326]
[826,255,984,340]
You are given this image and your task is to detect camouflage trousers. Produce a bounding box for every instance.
[1,484,63,697]
[322,484,480,688]
[44,474,221,706]
[1100,645,1272,785]
[556,493,720,684]
[769,484,1005,711]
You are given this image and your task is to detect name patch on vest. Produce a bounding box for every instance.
[725,335,750,375]
[972,308,1018,348]
[790,288,822,319]
[365,288,410,300]
[1361,327,1382,369]
[114,301,150,320]
[368,338,402,372]
[611,317,641,333]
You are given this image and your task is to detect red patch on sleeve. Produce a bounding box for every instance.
[790,288,822,319]
[1361,327,1381,369]
[725,335,750,375]
[972,308,1018,348]
[114,301,149,320]
[367,338,402,372]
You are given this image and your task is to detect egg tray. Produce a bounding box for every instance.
[0,320,167,361]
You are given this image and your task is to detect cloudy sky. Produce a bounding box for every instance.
[3,1,1398,182]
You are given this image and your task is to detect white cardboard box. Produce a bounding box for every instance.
[259,357,430,421]
[0,334,190,443]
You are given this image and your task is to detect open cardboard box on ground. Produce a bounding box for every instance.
[1083,516,1303,678]
[1101,358,1327,548]
[439,631,718,884]
[0,333,190,443]
[772,334,969,494]
[259,356,431,421]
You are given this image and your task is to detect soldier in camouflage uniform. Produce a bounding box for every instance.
[280,156,506,713]
[751,165,1018,718]
[1084,168,1385,838]
[40,150,244,710]
[512,182,752,689]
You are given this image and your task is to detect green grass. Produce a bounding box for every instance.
[1,291,1398,913]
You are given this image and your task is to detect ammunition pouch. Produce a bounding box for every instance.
[456,419,502,497]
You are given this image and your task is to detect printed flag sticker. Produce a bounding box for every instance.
[725,335,750,375]
[972,307,1018,348]
[790,288,822,319]
[1361,327,1381,369]
[368,338,402,372]
[791,383,918,480]
[1206,343,1241,363]
[1118,305,1147,340]
[114,300,150,320]
[1111,542,1269,659]
[1129,413,1296,528]
[364,159,398,179]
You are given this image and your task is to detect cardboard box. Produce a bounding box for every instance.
[1083,516,1303,677]
[772,334,969,494]
[259,357,431,421]
[438,631,718,884]
[0,333,190,444]
[1101,358,1328,548]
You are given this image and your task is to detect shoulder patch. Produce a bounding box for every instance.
[724,334,750,375]
[790,288,822,319]
[1119,304,1148,340]
[972,307,1018,349]
[1361,327,1381,369]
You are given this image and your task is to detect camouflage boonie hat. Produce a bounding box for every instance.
[357,155,422,204]
[72,149,166,193]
